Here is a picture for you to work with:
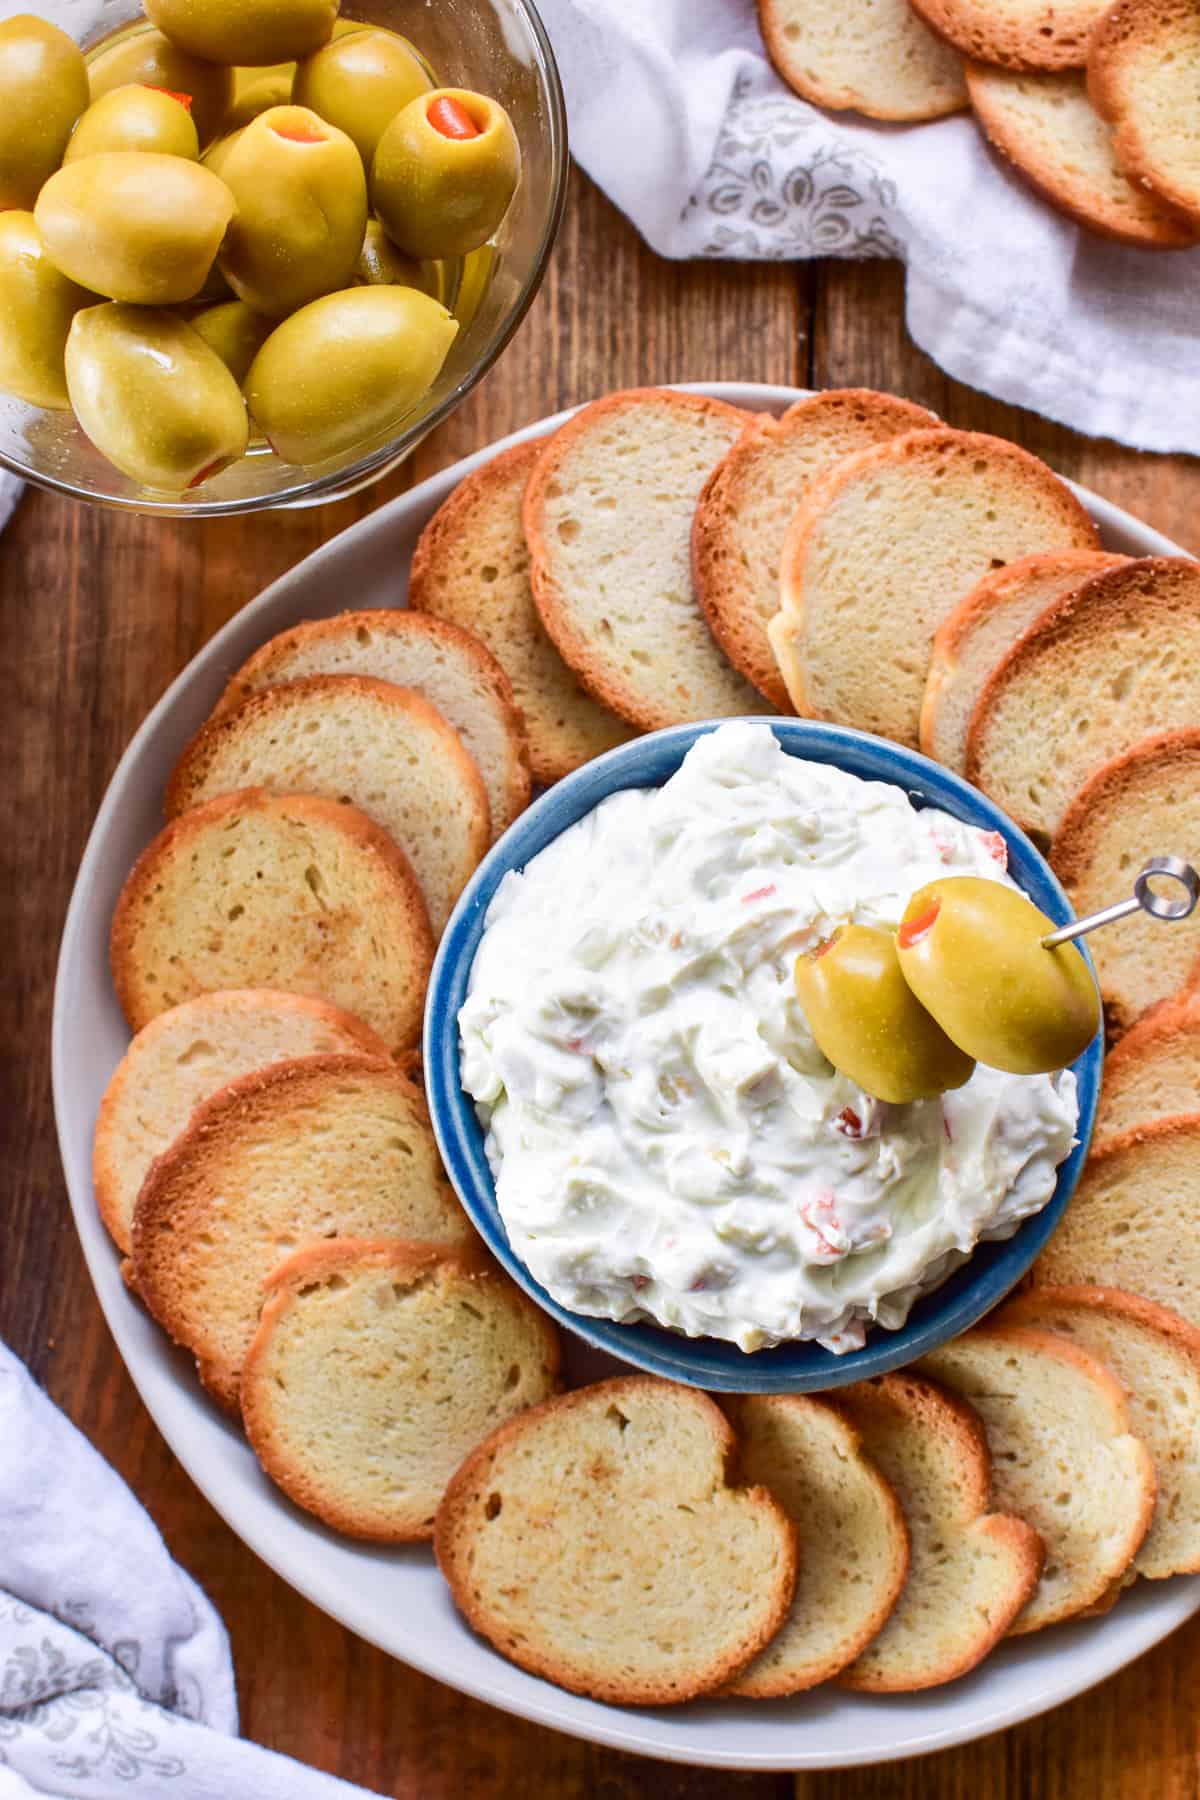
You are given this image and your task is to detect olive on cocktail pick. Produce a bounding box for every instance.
[794,924,976,1105]
[895,877,1100,1076]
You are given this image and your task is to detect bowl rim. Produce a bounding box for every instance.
[424,716,1103,1392]
[0,0,568,517]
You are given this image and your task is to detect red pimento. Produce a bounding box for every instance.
[146,85,193,110]
[187,456,228,489]
[798,1192,842,1261]
[741,884,777,904]
[145,85,195,109]
[271,119,326,142]
[834,1107,863,1138]
[982,830,1008,868]
[427,95,482,140]
[898,900,940,950]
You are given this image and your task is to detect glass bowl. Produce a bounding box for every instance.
[2,0,566,515]
[424,719,1103,1395]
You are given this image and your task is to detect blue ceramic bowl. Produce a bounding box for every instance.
[424,720,1101,1393]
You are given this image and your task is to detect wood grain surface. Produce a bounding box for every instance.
[2,167,1199,1799]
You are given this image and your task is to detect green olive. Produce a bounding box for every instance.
[372,88,520,260]
[194,132,241,297]
[145,0,339,67]
[293,28,431,166]
[794,924,975,1105]
[217,106,366,316]
[180,299,274,383]
[354,220,439,296]
[65,302,248,489]
[192,218,236,300]
[244,284,457,465]
[35,152,234,305]
[221,70,294,131]
[201,127,243,180]
[454,242,493,328]
[66,84,199,163]
[0,212,93,408]
[87,27,233,148]
[235,60,295,95]
[895,877,1100,1075]
[0,15,89,208]
[325,17,433,60]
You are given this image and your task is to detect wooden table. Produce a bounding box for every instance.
[4,167,1198,1800]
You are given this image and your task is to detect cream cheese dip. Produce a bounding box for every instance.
[459,723,1078,1354]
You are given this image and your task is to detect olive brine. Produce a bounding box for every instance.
[0,5,521,490]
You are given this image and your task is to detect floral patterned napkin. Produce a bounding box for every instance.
[0,1344,378,1800]
[537,0,1200,456]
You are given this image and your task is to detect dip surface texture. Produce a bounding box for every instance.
[459,724,1078,1353]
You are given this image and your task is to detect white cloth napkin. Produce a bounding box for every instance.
[0,1343,378,1800]
[535,0,1200,456]
[0,477,22,533]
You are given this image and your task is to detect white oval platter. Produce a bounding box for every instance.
[53,383,1200,1770]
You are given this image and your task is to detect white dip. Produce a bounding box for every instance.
[459,722,1078,1354]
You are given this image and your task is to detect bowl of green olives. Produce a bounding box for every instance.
[426,718,1104,1394]
[0,0,566,512]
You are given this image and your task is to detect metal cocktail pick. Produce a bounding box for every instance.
[1041,855,1200,949]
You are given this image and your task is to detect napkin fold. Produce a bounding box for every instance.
[535,0,1200,456]
[0,1343,378,1800]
